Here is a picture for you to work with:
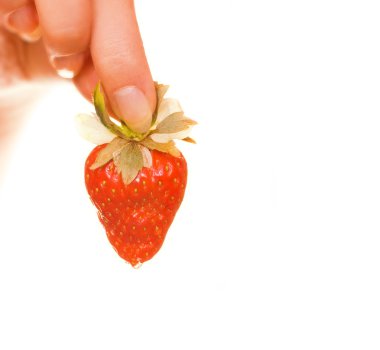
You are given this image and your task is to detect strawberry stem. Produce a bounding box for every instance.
[93,83,148,142]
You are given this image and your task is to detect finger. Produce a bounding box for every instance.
[91,0,156,133]
[73,57,99,102]
[0,2,41,42]
[0,0,31,14]
[24,40,57,80]
[34,0,91,78]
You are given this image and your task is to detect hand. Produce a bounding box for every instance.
[0,0,156,133]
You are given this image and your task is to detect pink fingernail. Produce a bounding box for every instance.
[4,5,39,40]
[113,86,152,133]
[49,53,86,79]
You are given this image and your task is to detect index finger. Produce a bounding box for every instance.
[91,0,156,133]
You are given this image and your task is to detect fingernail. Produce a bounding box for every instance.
[113,86,152,133]
[19,27,41,43]
[49,53,86,79]
[4,5,40,41]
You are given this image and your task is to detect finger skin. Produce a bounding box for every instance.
[34,0,91,55]
[24,40,56,80]
[0,0,32,15]
[91,0,156,112]
[73,57,99,101]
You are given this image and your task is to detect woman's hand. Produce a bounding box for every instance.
[0,0,155,133]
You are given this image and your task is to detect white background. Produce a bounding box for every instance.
[1,0,380,349]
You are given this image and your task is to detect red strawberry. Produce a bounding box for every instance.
[79,82,196,267]
[85,145,187,267]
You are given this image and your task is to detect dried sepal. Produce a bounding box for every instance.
[182,137,196,144]
[168,146,181,157]
[141,137,181,157]
[155,98,183,125]
[155,112,197,134]
[150,94,196,144]
[155,83,170,108]
[138,145,153,168]
[150,127,193,144]
[114,142,144,185]
[90,137,129,170]
[152,83,170,124]
[75,113,115,145]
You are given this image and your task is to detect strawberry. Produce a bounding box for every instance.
[85,146,187,266]
[77,83,196,267]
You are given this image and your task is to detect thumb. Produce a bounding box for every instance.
[90,0,156,133]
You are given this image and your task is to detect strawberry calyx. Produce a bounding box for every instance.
[93,83,149,142]
[78,82,197,185]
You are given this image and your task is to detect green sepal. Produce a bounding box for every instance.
[93,83,126,138]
